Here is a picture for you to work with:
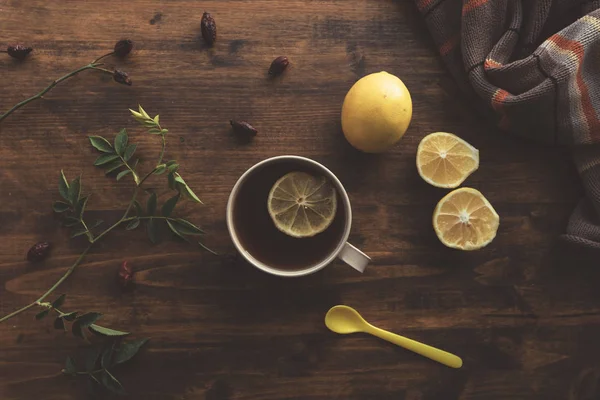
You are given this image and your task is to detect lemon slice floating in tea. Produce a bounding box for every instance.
[417,132,479,188]
[268,172,338,238]
[433,187,499,250]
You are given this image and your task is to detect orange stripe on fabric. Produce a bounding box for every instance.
[548,34,600,140]
[484,59,502,69]
[416,0,435,12]
[491,89,510,129]
[491,89,508,110]
[439,34,459,56]
[463,0,489,15]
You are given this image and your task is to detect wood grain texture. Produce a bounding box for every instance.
[1,0,599,399]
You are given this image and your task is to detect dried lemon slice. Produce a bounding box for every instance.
[433,187,499,250]
[417,132,479,188]
[268,172,338,238]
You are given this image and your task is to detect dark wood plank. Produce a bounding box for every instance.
[1,1,599,399]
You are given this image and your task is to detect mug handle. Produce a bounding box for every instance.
[337,242,370,273]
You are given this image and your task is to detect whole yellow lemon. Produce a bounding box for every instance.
[341,71,412,153]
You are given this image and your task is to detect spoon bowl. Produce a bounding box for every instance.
[325,305,370,334]
[325,305,463,369]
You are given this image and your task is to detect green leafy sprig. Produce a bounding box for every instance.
[35,294,148,395]
[0,106,212,393]
[62,337,149,395]
[0,40,133,123]
[35,294,130,339]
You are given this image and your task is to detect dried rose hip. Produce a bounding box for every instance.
[268,56,289,76]
[201,12,217,46]
[113,69,132,86]
[27,242,52,262]
[116,261,135,289]
[114,39,133,57]
[7,44,33,60]
[230,120,258,139]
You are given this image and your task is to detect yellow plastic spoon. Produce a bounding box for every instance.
[325,305,463,369]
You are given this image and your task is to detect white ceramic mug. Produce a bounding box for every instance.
[226,155,370,277]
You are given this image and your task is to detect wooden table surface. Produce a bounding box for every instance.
[2,1,600,399]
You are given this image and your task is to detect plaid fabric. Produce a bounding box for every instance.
[416,0,600,250]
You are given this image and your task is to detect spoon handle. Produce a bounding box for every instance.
[367,325,462,368]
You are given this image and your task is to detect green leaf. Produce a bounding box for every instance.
[126,219,140,230]
[76,312,103,328]
[198,241,218,255]
[132,115,147,124]
[173,174,185,185]
[89,324,130,337]
[60,311,78,321]
[160,129,169,134]
[173,173,202,203]
[101,343,114,369]
[84,345,102,372]
[72,321,86,339]
[124,144,137,162]
[94,154,120,166]
[143,120,156,127]
[166,219,186,241]
[64,216,81,227]
[167,172,176,190]
[114,128,128,156]
[177,182,202,203]
[112,338,149,365]
[63,356,77,375]
[53,201,70,213]
[54,317,65,330]
[68,176,81,205]
[70,228,88,239]
[129,109,143,119]
[147,128,162,135]
[100,370,126,395]
[59,170,70,201]
[173,218,205,235]
[147,192,157,215]
[161,194,179,217]
[146,218,158,244]
[88,373,101,390]
[51,294,66,308]
[75,196,89,218]
[104,160,124,175]
[167,163,179,173]
[89,136,114,153]
[133,200,143,216]
[35,309,49,320]
[153,115,159,124]
[154,164,167,175]
[116,169,132,181]
[139,105,150,119]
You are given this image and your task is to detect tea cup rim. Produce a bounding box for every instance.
[226,155,353,277]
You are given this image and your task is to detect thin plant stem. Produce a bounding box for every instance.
[79,218,94,242]
[0,247,90,322]
[157,134,166,165]
[91,66,114,74]
[114,153,140,185]
[0,301,37,322]
[139,167,159,186]
[76,369,105,376]
[0,116,192,323]
[0,187,141,322]
[92,51,114,64]
[0,63,113,123]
